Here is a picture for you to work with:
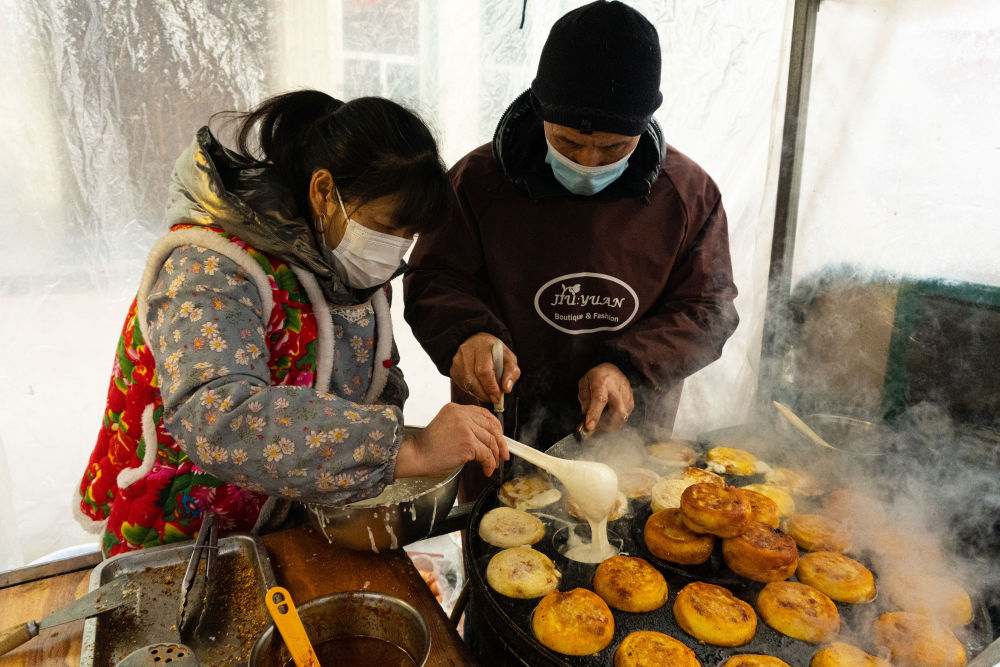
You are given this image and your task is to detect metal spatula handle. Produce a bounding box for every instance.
[491,340,505,413]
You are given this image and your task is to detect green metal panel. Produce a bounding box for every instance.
[883,279,1000,426]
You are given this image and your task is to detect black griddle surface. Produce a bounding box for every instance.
[467,479,993,666]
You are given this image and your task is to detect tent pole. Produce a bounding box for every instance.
[758,0,821,408]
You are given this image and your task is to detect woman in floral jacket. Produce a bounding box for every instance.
[76,90,507,556]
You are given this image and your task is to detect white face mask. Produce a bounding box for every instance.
[323,189,413,289]
[544,137,635,196]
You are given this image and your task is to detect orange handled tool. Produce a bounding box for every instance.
[265,586,320,667]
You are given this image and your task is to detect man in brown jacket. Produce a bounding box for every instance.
[404,1,738,479]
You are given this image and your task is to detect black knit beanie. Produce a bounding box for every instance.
[531,1,662,136]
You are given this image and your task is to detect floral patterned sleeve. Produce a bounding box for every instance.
[145,243,403,505]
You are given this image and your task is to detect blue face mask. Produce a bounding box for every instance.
[544,137,634,196]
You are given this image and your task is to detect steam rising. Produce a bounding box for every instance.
[534,402,999,657]
[507,267,998,657]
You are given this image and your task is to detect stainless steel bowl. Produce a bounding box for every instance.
[249,591,430,667]
[305,463,462,552]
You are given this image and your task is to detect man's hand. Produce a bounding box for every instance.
[450,332,520,405]
[578,362,634,433]
[395,403,509,478]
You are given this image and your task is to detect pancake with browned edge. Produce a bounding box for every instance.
[871,611,966,667]
[592,555,668,613]
[756,581,839,643]
[680,483,752,538]
[644,508,714,565]
[722,522,798,583]
[722,656,792,667]
[673,581,756,647]
[615,631,700,667]
[810,642,892,667]
[532,588,615,656]
[796,551,875,604]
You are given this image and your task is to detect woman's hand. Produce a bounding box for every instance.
[394,403,509,479]
[449,332,520,405]
[578,362,634,433]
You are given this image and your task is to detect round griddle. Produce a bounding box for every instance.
[463,447,994,665]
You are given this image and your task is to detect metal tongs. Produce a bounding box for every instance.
[177,512,218,638]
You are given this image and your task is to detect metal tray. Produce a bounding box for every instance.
[80,533,277,666]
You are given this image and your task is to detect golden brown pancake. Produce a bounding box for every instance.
[673,581,757,647]
[644,508,714,565]
[880,572,972,626]
[765,466,824,497]
[810,642,892,667]
[485,547,560,599]
[592,555,668,612]
[646,440,699,467]
[756,581,840,643]
[680,483,752,538]
[784,513,852,553]
[477,506,545,548]
[532,588,615,656]
[741,483,796,517]
[498,474,561,510]
[704,446,759,476]
[614,631,700,667]
[681,466,726,487]
[722,656,792,667]
[863,528,946,570]
[822,488,887,529]
[796,551,875,604]
[618,467,661,501]
[649,467,725,513]
[649,477,690,513]
[722,522,798,583]
[871,611,967,667]
[741,487,781,528]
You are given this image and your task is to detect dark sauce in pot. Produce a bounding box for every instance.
[281,636,417,667]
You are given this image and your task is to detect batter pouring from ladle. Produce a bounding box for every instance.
[504,438,619,562]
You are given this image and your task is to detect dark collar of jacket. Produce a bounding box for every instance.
[491,90,666,202]
[169,127,396,306]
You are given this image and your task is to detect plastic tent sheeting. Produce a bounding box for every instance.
[793,0,1000,287]
[0,0,799,567]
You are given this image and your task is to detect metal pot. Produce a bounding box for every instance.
[249,591,430,666]
[304,426,472,551]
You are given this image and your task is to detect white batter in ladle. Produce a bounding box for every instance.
[505,437,619,562]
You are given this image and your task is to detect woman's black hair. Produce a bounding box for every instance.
[223,90,450,235]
